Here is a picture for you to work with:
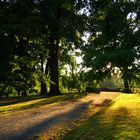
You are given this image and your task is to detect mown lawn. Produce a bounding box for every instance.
[62,93,140,140]
[0,93,85,114]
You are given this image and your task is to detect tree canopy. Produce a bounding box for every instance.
[0,0,140,96]
[82,0,140,92]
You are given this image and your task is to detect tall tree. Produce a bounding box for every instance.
[0,0,47,95]
[82,0,140,92]
[39,0,87,95]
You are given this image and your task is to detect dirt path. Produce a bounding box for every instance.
[0,92,120,140]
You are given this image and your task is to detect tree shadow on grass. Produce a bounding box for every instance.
[4,100,92,140]
[62,101,140,140]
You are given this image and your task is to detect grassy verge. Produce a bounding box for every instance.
[0,93,85,115]
[62,93,140,140]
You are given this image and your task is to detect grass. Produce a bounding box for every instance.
[62,93,140,140]
[0,93,85,115]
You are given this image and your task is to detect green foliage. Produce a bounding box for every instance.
[0,0,46,95]
[82,0,140,90]
[0,0,139,96]
[0,0,88,96]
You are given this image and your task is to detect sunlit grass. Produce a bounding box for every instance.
[62,93,140,140]
[0,93,85,115]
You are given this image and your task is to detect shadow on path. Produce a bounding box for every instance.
[8,100,92,140]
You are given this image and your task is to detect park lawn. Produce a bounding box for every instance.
[62,93,140,140]
[0,93,85,115]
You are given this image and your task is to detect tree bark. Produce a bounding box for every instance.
[121,68,132,93]
[122,78,132,93]
[21,91,27,96]
[48,6,62,95]
[124,79,129,90]
[40,80,47,95]
[40,54,47,95]
[49,42,61,95]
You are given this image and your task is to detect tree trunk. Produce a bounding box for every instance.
[49,44,61,95]
[21,91,27,96]
[40,54,47,95]
[122,68,132,93]
[48,9,62,95]
[124,79,129,90]
[122,79,132,93]
[41,80,47,95]
[17,91,21,96]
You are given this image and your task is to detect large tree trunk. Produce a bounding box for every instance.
[48,7,62,95]
[122,70,132,93]
[40,54,47,95]
[49,43,61,95]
